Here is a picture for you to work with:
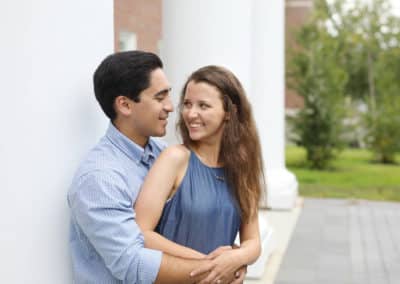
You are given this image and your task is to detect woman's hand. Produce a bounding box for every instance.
[205,246,232,259]
[190,249,243,284]
[230,265,247,284]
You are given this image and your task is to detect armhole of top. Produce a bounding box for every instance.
[166,146,191,200]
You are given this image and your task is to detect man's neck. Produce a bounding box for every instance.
[112,120,148,148]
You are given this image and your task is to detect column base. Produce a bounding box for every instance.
[262,168,298,210]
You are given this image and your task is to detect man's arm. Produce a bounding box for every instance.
[155,254,209,284]
[69,170,225,284]
[155,250,243,284]
[69,170,162,283]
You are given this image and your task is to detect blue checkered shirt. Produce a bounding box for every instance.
[68,123,165,283]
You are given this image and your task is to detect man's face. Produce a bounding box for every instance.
[130,68,174,140]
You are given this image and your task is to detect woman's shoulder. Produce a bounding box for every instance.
[159,144,191,163]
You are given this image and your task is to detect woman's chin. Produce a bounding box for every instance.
[189,133,202,141]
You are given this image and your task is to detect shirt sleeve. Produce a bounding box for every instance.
[69,170,162,283]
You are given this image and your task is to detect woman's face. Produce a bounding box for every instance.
[181,81,226,144]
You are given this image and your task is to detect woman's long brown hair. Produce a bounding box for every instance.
[177,65,266,223]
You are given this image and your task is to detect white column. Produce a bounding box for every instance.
[252,0,298,209]
[0,1,112,283]
[161,0,280,278]
[160,0,252,143]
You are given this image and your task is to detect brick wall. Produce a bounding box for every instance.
[114,0,162,53]
[285,0,313,109]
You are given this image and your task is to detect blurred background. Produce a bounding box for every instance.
[1,0,399,283]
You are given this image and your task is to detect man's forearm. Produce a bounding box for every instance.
[155,253,209,284]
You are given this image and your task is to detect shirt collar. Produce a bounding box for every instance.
[105,122,156,166]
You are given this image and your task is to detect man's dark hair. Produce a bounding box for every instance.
[93,50,163,120]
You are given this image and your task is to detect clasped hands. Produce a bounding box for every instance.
[190,246,247,284]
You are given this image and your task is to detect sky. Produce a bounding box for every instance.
[389,0,399,15]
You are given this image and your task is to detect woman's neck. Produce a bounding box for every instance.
[191,142,221,167]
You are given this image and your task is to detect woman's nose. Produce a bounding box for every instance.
[187,107,199,118]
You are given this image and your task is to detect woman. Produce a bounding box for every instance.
[135,65,265,283]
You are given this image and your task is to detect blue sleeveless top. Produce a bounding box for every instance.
[155,151,241,254]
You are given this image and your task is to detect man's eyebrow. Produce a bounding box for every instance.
[153,87,172,97]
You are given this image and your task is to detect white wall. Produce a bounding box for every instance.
[0,1,113,282]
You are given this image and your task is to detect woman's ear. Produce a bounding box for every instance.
[114,96,132,116]
[225,113,230,121]
[225,105,237,121]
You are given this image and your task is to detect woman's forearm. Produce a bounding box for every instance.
[235,238,261,265]
[143,231,205,259]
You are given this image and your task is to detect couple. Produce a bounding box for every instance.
[68,50,265,284]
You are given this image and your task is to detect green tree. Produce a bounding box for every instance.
[287,0,348,169]
[288,0,400,166]
[347,0,400,163]
[365,39,400,163]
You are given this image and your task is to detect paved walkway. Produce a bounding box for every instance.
[275,198,400,284]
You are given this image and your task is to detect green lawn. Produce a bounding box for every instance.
[286,146,400,201]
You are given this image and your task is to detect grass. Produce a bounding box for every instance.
[286,146,400,202]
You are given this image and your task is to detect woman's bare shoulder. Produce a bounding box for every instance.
[158,144,190,164]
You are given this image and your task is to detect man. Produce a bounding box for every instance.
[68,51,244,283]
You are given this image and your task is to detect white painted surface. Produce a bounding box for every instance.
[0,1,113,282]
[251,0,298,209]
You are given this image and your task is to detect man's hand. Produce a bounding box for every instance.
[190,249,242,284]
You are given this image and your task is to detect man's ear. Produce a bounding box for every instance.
[114,96,133,116]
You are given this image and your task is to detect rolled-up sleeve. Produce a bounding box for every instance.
[69,170,162,283]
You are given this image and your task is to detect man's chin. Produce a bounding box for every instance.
[153,129,167,137]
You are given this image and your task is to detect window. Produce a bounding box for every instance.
[119,31,137,51]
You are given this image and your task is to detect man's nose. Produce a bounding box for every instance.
[163,97,174,112]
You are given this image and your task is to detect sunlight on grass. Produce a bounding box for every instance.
[286,146,400,201]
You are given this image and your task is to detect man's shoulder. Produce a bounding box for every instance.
[149,137,168,153]
[79,141,121,171]
[70,139,127,187]
[68,149,132,204]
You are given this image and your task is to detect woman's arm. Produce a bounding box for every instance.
[190,212,261,283]
[135,145,205,259]
[236,212,262,264]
